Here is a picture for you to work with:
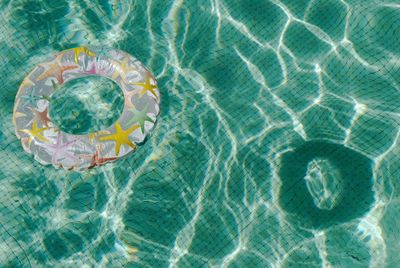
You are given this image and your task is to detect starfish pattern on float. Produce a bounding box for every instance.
[130,73,158,99]
[37,54,78,84]
[98,122,139,156]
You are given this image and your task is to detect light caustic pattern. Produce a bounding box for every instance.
[0,0,399,267]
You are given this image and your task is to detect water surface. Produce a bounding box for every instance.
[0,0,399,267]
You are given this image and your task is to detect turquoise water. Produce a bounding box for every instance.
[1,0,400,267]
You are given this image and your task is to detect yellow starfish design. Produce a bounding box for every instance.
[111,56,136,80]
[88,130,110,144]
[20,117,48,144]
[130,74,158,99]
[68,47,96,64]
[98,122,139,156]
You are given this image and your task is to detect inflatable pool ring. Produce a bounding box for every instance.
[13,47,160,170]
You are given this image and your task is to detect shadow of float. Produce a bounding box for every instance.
[278,140,375,229]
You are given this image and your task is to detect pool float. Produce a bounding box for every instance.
[13,47,160,170]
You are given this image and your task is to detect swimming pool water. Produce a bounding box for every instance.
[0,0,400,267]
